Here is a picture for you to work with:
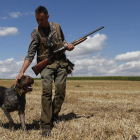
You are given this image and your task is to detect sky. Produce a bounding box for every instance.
[0,0,140,79]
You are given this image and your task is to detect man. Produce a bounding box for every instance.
[15,6,74,136]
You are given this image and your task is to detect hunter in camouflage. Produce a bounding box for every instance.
[15,6,74,137]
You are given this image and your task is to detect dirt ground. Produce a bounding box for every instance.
[0,80,140,140]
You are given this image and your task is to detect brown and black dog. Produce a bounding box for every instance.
[0,75,34,130]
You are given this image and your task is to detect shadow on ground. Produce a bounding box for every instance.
[55,111,92,122]
[0,119,40,131]
[0,112,91,131]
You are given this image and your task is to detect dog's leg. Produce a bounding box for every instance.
[2,106,14,130]
[18,109,26,131]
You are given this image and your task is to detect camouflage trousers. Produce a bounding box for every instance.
[40,66,67,129]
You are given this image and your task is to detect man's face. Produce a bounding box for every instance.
[36,13,49,27]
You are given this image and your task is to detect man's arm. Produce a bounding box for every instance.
[15,29,39,85]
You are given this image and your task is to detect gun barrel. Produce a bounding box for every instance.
[70,26,104,44]
[83,26,104,38]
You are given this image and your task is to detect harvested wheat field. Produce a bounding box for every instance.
[0,79,140,140]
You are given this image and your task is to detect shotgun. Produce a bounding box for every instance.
[32,26,104,76]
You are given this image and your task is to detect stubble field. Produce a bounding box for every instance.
[0,79,140,140]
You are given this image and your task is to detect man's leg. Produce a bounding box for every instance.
[52,67,67,120]
[40,68,54,135]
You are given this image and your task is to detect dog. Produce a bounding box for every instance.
[0,75,34,130]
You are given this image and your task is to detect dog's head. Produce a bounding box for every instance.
[15,75,34,94]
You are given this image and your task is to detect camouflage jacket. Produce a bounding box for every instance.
[25,22,70,69]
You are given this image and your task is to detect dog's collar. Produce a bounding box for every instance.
[14,85,21,97]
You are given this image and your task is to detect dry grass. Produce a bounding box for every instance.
[0,80,140,139]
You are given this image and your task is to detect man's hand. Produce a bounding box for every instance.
[15,59,31,85]
[67,44,74,51]
[15,72,24,85]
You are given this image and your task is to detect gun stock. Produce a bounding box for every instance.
[32,56,53,76]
